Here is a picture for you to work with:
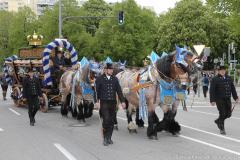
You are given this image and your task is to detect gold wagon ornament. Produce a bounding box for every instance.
[27,31,43,46]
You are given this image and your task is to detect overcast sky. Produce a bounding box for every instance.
[104,0,181,14]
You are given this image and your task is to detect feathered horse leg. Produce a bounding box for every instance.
[156,102,181,135]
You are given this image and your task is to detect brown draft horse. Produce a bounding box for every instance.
[116,50,201,139]
[59,64,96,123]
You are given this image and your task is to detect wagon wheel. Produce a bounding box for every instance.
[40,93,48,113]
[12,87,21,107]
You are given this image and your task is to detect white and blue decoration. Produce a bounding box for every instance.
[80,57,89,69]
[105,57,113,64]
[148,51,160,64]
[42,39,78,86]
[160,52,168,59]
[175,45,189,67]
[3,55,18,85]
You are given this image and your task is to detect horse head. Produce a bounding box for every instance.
[156,49,198,90]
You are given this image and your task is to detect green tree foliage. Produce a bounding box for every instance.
[207,0,240,35]
[0,0,239,67]
[94,0,157,65]
[156,0,230,57]
[0,11,13,62]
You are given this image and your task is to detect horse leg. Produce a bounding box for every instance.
[157,103,181,135]
[84,101,94,118]
[61,95,68,117]
[77,102,85,123]
[170,102,181,135]
[147,111,158,140]
[135,107,145,128]
[125,100,137,133]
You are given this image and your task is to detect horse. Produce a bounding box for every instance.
[116,50,202,139]
[59,62,98,121]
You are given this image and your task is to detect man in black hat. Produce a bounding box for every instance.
[210,65,239,135]
[95,63,126,146]
[23,69,42,126]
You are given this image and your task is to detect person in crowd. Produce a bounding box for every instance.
[210,65,239,135]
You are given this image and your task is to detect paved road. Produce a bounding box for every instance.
[1,89,240,160]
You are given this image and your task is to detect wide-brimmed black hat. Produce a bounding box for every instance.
[217,65,226,70]
[105,63,113,69]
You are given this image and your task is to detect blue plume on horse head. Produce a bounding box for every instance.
[105,57,113,64]
[80,56,89,69]
[175,45,188,67]
[149,51,160,64]
[118,60,126,70]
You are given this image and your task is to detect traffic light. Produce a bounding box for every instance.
[118,11,124,25]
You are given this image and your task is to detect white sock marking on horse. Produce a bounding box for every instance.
[54,143,77,160]
[0,128,4,132]
[181,124,240,143]
[9,108,21,116]
[180,135,240,156]
[189,109,240,120]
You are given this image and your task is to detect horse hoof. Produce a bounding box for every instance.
[128,128,137,134]
[148,135,158,140]
[114,125,119,131]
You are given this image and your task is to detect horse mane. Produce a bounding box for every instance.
[156,52,175,78]
[81,64,90,83]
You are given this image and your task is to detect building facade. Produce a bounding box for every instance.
[0,0,86,15]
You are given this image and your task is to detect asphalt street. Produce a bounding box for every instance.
[1,88,240,160]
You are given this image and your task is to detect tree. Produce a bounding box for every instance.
[94,0,157,65]
[156,0,230,57]
[0,11,13,62]
[207,0,240,35]
[8,7,37,54]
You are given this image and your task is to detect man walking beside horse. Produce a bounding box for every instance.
[96,63,126,146]
[210,65,239,135]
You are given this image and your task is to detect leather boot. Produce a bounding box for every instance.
[3,92,6,100]
[107,127,114,144]
[214,119,221,130]
[220,122,226,135]
[103,130,109,146]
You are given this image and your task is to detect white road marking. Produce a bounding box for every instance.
[181,124,240,143]
[189,109,240,120]
[180,135,240,156]
[54,143,77,160]
[0,128,4,132]
[117,115,240,154]
[8,108,21,116]
[188,106,212,108]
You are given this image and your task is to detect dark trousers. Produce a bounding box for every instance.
[100,101,116,139]
[193,85,197,94]
[216,98,232,125]
[28,96,40,122]
[202,86,208,98]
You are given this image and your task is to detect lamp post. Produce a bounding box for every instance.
[59,0,62,38]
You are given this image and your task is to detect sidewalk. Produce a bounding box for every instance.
[186,86,240,107]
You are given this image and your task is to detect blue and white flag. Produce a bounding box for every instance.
[80,57,89,69]
[149,51,160,64]
[105,57,113,64]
